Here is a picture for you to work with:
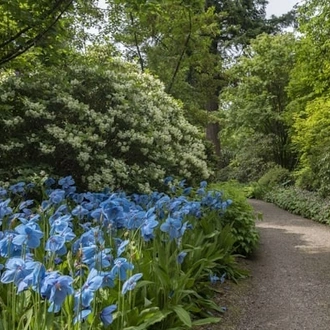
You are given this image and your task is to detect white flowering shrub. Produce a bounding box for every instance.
[0,58,211,191]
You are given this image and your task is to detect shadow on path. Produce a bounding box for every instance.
[236,200,330,330]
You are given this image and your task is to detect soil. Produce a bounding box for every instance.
[197,199,330,330]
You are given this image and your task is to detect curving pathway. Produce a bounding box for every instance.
[235,199,330,330]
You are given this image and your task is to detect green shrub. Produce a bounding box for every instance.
[265,186,330,224]
[244,181,269,199]
[0,56,212,193]
[258,165,292,187]
[209,182,260,255]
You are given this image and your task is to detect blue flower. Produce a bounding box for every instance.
[183,187,192,195]
[72,205,89,220]
[48,275,74,313]
[18,200,34,210]
[209,274,220,284]
[164,176,173,185]
[75,268,103,308]
[200,181,207,188]
[45,235,66,253]
[177,251,187,264]
[0,188,7,199]
[17,262,46,293]
[58,176,75,189]
[178,179,186,188]
[13,223,43,249]
[50,214,71,234]
[74,308,92,325]
[44,177,56,188]
[100,271,115,288]
[140,216,159,242]
[40,271,60,299]
[0,199,12,220]
[179,221,193,236]
[160,217,181,240]
[1,258,36,285]
[41,200,51,211]
[209,273,226,285]
[110,258,133,281]
[100,305,117,326]
[82,246,112,269]
[122,273,143,295]
[0,232,21,257]
[9,182,25,195]
[117,239,129,257]
[49,189,65,204]
[59,227,76,242]
[125,210,145,230]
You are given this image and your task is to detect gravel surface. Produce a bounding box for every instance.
[199,199,330,330]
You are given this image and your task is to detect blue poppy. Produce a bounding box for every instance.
[75,268,103,308]
[1,258,36,285]
[177,251,187,264]
[13,223,43,249]
[122,273,143,295]
[48,275,74,313]
[110,258,133,281]
[160,217,182,240]
[100,305,117,326]
[73,308,92,324]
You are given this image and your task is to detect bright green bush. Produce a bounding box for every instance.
[258,165,292,187]
[209,182,260,255]
[244,182,269,200]
[292,97,330,196]
[0,56,211,193]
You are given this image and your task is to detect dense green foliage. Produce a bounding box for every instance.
[245,166,292,199]
[265,187,330,225]
[210,182,260,255]
[0,0,102,69]
[0,55,211,192]
[220,33,297,182]
[258,166,292,187]
[218,0,330,209]
[106,0,293,157]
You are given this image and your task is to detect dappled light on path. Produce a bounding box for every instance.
[237,200,330,330]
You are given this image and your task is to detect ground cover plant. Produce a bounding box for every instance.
[265,187,330,225]
[0,176,256,329]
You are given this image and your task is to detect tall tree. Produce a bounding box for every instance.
[220,33,297,180]
[0,0,102,68]
[286,0,330,193]
[105,0,295,159]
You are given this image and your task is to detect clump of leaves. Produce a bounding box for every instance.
[265,187,330,224]
[258,165,292,187]
[209,182,260,255]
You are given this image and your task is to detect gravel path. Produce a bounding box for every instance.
[236,199,330,330]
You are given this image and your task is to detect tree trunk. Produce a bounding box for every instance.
[205,98,221,157]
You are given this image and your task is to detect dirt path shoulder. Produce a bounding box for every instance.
[205,199,330,330]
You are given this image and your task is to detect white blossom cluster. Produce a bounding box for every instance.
[0,58,211,191]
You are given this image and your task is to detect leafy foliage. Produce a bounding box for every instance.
[258,166,292,187]
[265,186,330,225]
[220,33,297,182]
[0,54,211,193]
[209,182,260,255]
[292,97,330,195]
[0,0,103,69]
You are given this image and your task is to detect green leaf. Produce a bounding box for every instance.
[171,305,192,327]
[192,317,221,326]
